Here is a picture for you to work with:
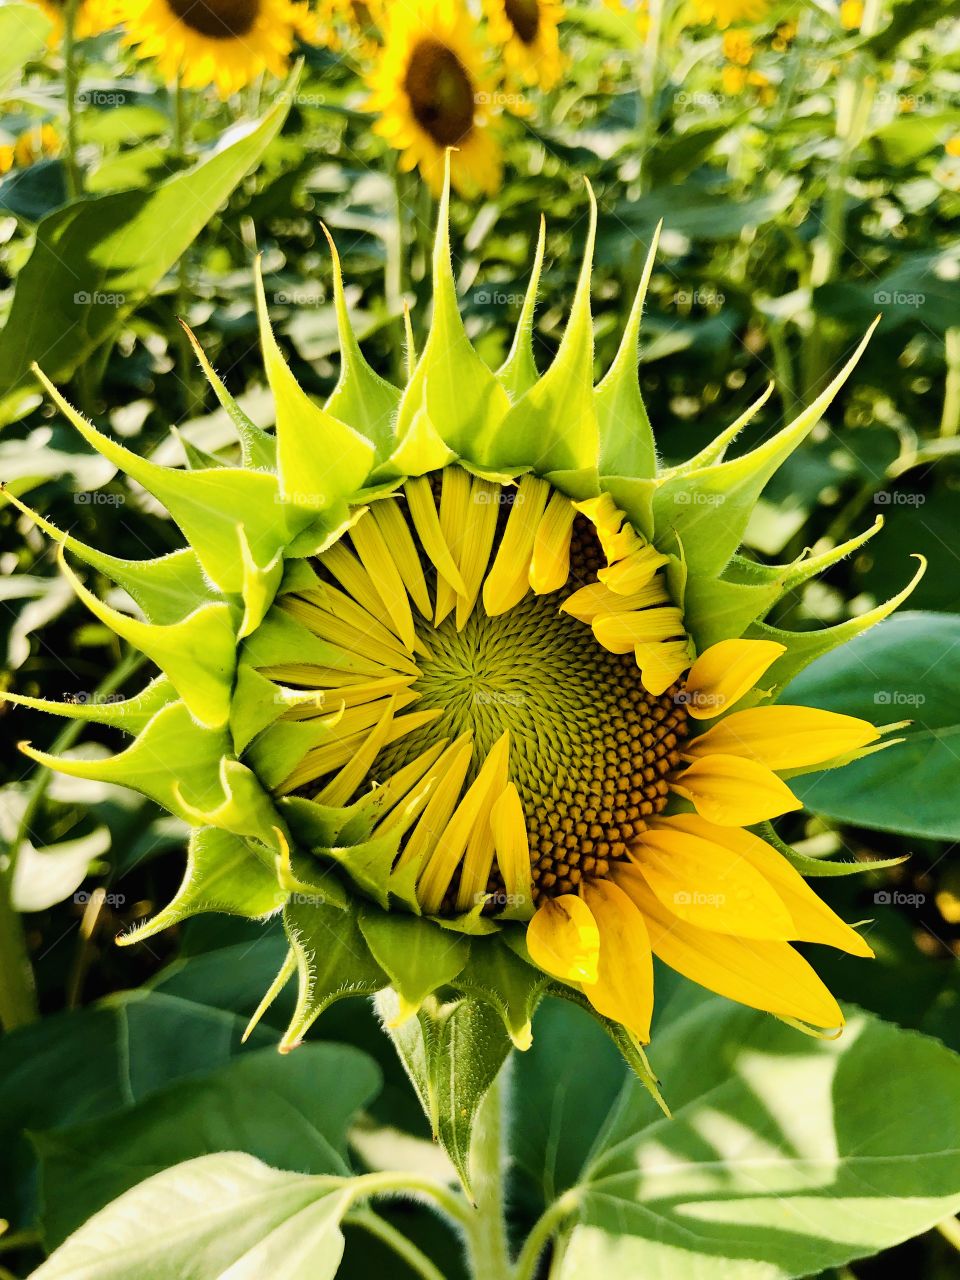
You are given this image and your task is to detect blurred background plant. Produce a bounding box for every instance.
[1,0,959,1276]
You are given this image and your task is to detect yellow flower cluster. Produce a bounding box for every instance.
[0,123,59,175]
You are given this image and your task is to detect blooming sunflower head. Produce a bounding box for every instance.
[117,0,309,97]
[4,159,922,1164]
[366,0,502,196]
[483,0,565,92]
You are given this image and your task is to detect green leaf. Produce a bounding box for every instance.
[783,612,960,838]
[0,3,50,91]
[558,997,960,1280]
[31,1152,352,1280]
[0,990,277,1233]
[378,989,511,1193]
[35,1044,381,1247]
[0,95,293,425]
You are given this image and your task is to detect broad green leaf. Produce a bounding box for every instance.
[35,1044,381,1246]
[31,1153,352,1280]
[559,997,960,1280]
[0,94,292,425]
[0,991,276,1233]
[784,612,960,838]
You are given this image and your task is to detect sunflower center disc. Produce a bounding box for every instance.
[167,0,260,38]
[404,38,476,146]
[375,526,689,905]
[505,0,541,44]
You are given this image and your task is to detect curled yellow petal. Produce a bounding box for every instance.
[526,894,600,984]
[530,491,576,595]
[581,878,654,1042]
[685,705,880,770]
[671,753,802,825]
[683,638,787,720]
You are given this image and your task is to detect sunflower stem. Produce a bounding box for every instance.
[513,1189,580,1280]
[62,0,83,200]
[465,1067,512,1280]
[388,160,410,383]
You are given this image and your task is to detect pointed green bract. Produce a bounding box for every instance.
[254,258,376,512]
[497,215,546,400]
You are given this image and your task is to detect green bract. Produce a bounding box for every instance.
[2,164,921,1182]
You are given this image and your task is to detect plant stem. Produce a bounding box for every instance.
[171,76,203,419]
[348,1208,449,1280]
[937,1215,960,1252]
[940,327,960,437]
[465,1070,512,1280]
[346,1170,473,1230]
[513,1190,580,1280]
[62,0,82,199]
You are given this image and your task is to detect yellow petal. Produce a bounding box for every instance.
[581,879,654,1042]
[683,638,786,720]
[404,475,466,597]
[435,465,473,625]
[663,814,874,957]
[490,782,533,910]
[598,543,669,595]
[454,731,511,911]
[594,606,685,654]
[634,639,693,696]
[350,510,417,652]
[455,477,501,629]
[685,705,880,771]
[631,822,794,939]
[671,753,802,825]
[371,498,432,617]
[614,865,844,1029]
[530,491,576,595]
[483,475,550,616]
[526,894,600,984]
[561,578,669,624]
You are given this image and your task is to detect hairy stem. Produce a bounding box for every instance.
[513,1190,580,1280]
[465,1070,512,1280]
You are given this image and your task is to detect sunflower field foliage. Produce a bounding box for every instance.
[1,2,959,1279]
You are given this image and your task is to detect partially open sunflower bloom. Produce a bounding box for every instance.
[5,167,920,1124]
[117,0,312,97]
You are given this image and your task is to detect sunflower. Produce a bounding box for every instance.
[0,123,61,174]
[366,0,502,196]
[118,0,309,97]
[693,0,769,28]
[483,0,565,91]
[5,166,920,1110]
[31,0,116,40]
